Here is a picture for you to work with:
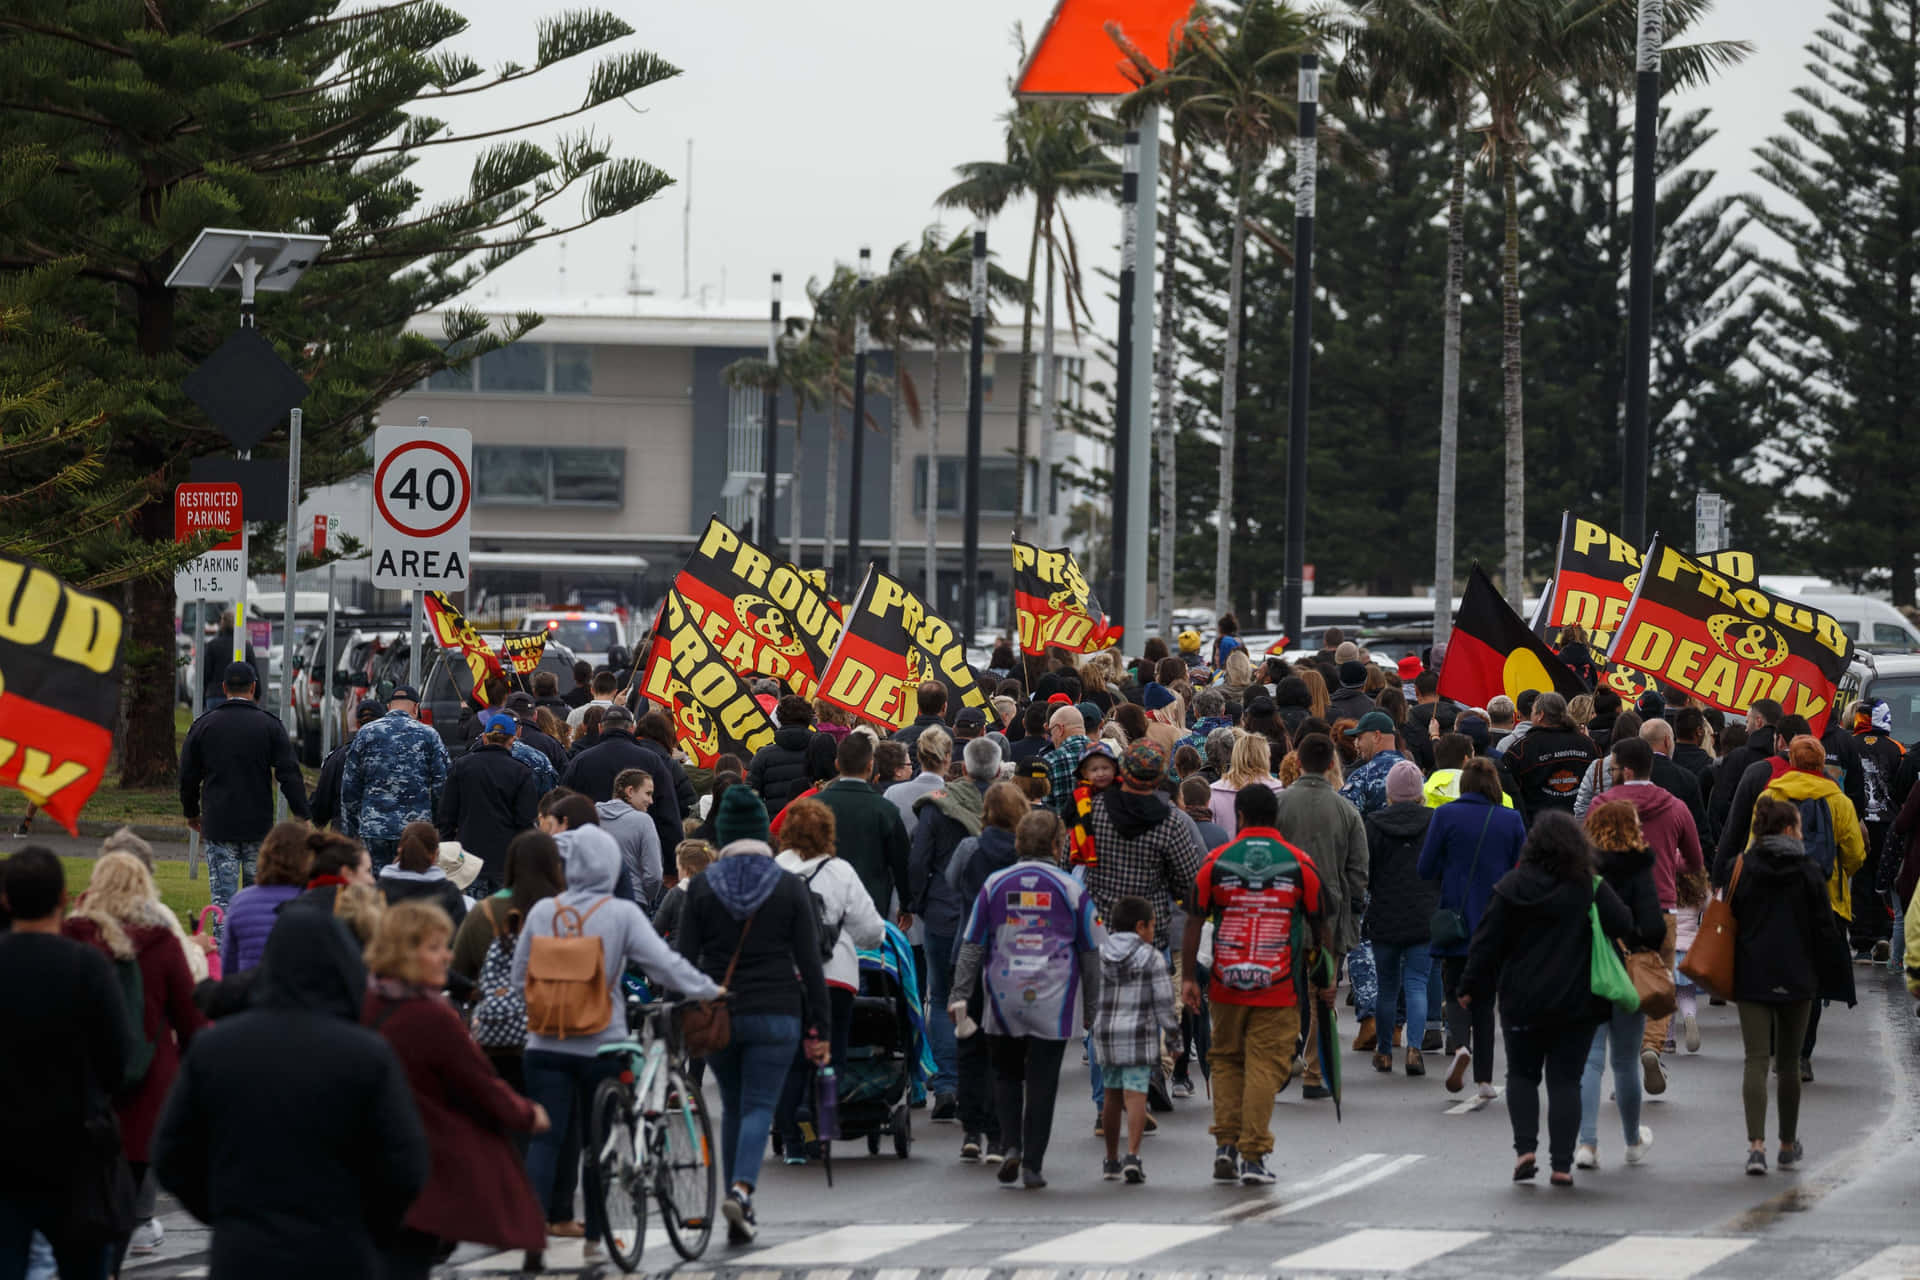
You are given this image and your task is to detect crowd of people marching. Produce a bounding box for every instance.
[5,621,1920,1277]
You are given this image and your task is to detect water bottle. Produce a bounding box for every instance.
[813,1065,840,1142]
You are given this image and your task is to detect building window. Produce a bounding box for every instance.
[552,344,593,394]
[914,456,1018,517]
[478,342,547,392]
[425,343,594,395]
[475,446,624,507]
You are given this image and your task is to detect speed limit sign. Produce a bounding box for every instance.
[370,424,472,590]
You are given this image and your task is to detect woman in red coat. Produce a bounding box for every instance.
[363,899,550,1278]
[63,852,206,1270]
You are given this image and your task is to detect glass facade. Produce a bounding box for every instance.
[475,446,624,507]
[424,343,594,395]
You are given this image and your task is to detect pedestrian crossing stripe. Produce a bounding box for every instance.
[1276,1228,1487,1272]
[1551,1236,1754,1279]
[999,1224,1228,1265]
[744,1224,971,1266]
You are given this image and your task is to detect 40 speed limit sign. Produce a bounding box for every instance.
[370,424,472,590]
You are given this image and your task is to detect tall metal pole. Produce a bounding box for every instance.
[280,407,302,740]
[188,600,203,881]
[322,558,337,757]
[1622,0,1661,548]
[961,224,987,649]
[847,247,871,594]
[409,415,426,690]
[1110,131,1139,635]
[1129,110,1159,649]
[1281,55,1319,653]
[761,274,782,546]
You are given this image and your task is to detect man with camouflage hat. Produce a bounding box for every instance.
[340,684,450,874]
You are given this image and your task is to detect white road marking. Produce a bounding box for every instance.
[1008,1269,1058,1280]
[1256,1155,1426,1220]
[939,1269,992,1280]
[1000,1223,1229,1265]
[1211,1154,1391,1221]
[1833,1246,1920,1280]
[1551,1235,1754,1279]
[458,1234,668,1271]
[742,1223,969,1266]
[802,1270,852,1280]
[1276,1228,1488,1272]
[1446,1086,1504,1115]
[872,1270,922,1280]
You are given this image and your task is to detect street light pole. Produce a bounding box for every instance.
[847,247,871,594]
[1110,130,1139,636]
[961,223,987,650]
[761,273,782,546]
[1622,0,1661,548]
[1281,54,1319,654]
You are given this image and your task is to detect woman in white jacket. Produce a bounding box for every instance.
[773,797,886,1163]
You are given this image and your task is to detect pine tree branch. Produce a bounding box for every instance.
[0,18,134,59]
[220,0,426,51]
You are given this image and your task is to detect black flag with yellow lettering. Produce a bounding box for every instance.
[639,589,778,769]
[0,556,125,834]
[1439,564,1589,710]
[1011,537,1119,654]
[817,568,991,730]
[673,515,844,699]
[1605,535,1852,734]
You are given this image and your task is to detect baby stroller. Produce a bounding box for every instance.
[839,922,930,1159]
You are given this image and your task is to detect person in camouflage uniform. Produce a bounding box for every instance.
[507,733,558,796]
[340,685,450,873]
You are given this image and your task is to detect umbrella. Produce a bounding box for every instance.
[813,1065,840,1187]
[1312,948,1343,1123]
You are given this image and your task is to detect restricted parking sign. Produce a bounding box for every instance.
[173,482,247,601]
[370,424,471,591]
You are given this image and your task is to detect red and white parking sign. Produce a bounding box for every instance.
[174,483,246,601]
[370,425,471,591]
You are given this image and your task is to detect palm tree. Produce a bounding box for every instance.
[1140,0,1321,617]
[938,42,1116,541]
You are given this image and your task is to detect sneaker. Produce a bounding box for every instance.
[1445,1047,1472,1094]
[1405,1048,1426,1077]
[1476,1082,1499,1101]
[1778,1140,1804,1168]
[723,1187,757,1244]
[1301,1083,1331,1100]
[783,1153,807,1166]
[931,1092,959,1124]
[1103,1158,1123,1181]
[1641,1049,1667,1095]
[1171,1076,1195,1099]
[1873,939,1892,962]
[1746,1148,1768,1176]
[984,1140,1008,1165]
[960,1133,982,1162]
[1800,1058,1814,1083]
[1022,1165,1048,1190]
[1574,1144,1599,1170]
[128,1218,163,1256]
[584,1240,605,1262]
[997,1150,1023,1184]
[1143,1112,1159,1134]
[1239,1155,1277,1186]
[1213,1145,1241,1184]
[1683,1013,1701,1054]
[1422,1027,1444,1051]
[1351,1016,1378,1052]
[1372,1051,1394,1074]
[1093,1114,1105,1137]
[1626,1127,1653,1165]
[1122,1154,1146,1184]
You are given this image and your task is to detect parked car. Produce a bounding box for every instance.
[360,632,583,754]
[1836,653,1920,744]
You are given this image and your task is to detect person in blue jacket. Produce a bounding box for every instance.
[1417,756,1526,1101]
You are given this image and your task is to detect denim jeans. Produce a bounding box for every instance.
[708,1013,801,1191]
[1580,1008,1646,1149]
[523,1050,624,1244]
[924,931,958,1096]
[1372,941,1432,1047]
[204,839,258,915]
[0,1190,109,1280]
[1348,941,1378,1020]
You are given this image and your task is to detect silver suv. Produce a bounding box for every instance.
[1836,653,1920,744]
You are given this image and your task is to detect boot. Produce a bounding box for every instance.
[1351,1016,1378,1053]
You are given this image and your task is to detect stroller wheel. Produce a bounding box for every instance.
[894,1104,912,1159]
[867,1132,881,1155]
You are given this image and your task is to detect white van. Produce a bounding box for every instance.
[1761,578,1920,654]
[518,610,627,668]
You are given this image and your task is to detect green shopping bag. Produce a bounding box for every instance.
[1588,876,1640,1013]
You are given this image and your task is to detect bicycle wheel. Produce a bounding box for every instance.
[656,1066,717,1260]
[590,1077,648,1273]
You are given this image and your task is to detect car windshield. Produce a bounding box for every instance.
[542,618,615,653]
[1870,675,1920,743]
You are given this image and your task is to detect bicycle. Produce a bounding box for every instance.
[589,998,717,1271]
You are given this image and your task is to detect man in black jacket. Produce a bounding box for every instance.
[892,680,949,754]
[561,706,682,850]
[197,608,261,704]
[154,909,429,1279]
[180,662,310,912]
[1640,718,1711,847]
[503,691,568,774]
[1710,698,1782,838]
[1501,692,1599,823]
[310,700,384,829]
[436,713,539,893]
[747,695,837,815]
[636,709,700,823]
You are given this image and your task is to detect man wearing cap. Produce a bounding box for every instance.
[341,683,451,875]
[561,705,683,851]
[310,699,386,830]
[436,712,540,895]
[1329,660,1375,723]
[952,705,988,746]
[180,661,311,912]
[1337,711,1410,1052]
[504,691,568,777]
[1396,655,1424,701]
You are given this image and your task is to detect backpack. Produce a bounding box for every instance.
[1796,794,1839,879]
[523,897,614,1039]
[802,864,842,963]
[470,900,528,1050]
[110,954,155,1090]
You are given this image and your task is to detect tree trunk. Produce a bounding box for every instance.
[926,340,942,606]
[823,394,840,584]
[889,341,905,576]
[789,398,805,567]
[1214,150,1252,618]
[1500,146,1527,603]
[120,284,181,789]
[1433,114,1468,647]
[1038,238,1058,547]
[1154,139,1184,640]
[1013,202,1044,541]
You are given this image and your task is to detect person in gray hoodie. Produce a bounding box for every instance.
[596,769,665,908]
[510,823,719,1256]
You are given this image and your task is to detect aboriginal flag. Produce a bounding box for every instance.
[1439,564,1588,711]
[0,556,125,834]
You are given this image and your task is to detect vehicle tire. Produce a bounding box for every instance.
[894,1103,912,1159]
[657,1069,716,1261]
[590,1077,647,1273]
[867,1132,881,1155]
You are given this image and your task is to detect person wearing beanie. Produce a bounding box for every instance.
[1329,661,1375,723]
[1362,761,1440,1075]
[711,784,772,847]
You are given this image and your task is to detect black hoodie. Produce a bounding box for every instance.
[1363,801,1439,946]
[1460,862,1633,1030]
[1728,834,1844,1005]
[1593,844,1668,953]
[155,911,428,1280]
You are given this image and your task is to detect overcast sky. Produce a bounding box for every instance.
[426,0,1826,313]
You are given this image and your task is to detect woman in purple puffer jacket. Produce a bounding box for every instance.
[219,821,314,973]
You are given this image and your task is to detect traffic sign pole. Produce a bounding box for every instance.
[410,591,422,690]
[188,600,203,882]
[280,407,302,740]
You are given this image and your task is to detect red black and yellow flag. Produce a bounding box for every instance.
[0,556,125,834]
[421,591,505,703]
[673,516,844,699]
[1439,564,1588,710]
[1011,537,1119,654]
[639,589,778,769]
[816,568,991,730]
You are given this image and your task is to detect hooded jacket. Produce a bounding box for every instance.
[1757,768,1867,922]
[560,729,683,851]
[1084,786,1207,929]
[1362,801,1439,947]
[434,740,538,877]
[1328,684,1375,725]
[947,824,1020,919]
[908,779,985,938]
[595,798,664,906]
[1460,862,1634,1030]
[1728,833,1844,1004]
[1502,724,1600,822]
[377,864,470,929]
[1416,792,1528,958]
[748,724,837,815]
[1592,844,1669,953]
[153,911,429,1280]
[510,825,718,1056]
[1591,780,1703,910]
[775,850,886,990]
[1091,932,1177,1069]
[675,842,829,1029]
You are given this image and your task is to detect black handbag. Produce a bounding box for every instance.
[59,1100,135,1242]
[1429,807,1496,949]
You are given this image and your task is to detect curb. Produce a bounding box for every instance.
[1,814,191,844]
